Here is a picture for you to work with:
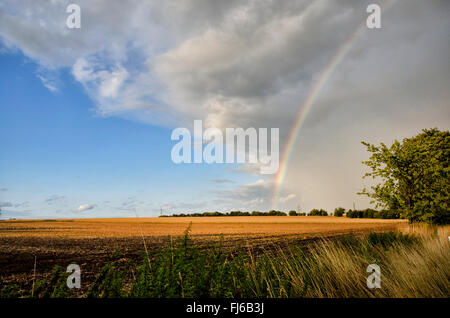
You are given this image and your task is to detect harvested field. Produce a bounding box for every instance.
[0,216,407,295]
[0,216,406,239]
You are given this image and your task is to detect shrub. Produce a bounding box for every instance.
[32,265,71,298]
[129,226,247,297]
[334,207,345,217]
[309,209,328,216]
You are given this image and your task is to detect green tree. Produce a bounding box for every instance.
[334,207,345,217]
[309,209,328,216]
[288,210,297,216]
[359,128,449,224]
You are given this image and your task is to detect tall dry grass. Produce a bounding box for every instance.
[247,225,449,297]
[380,225,450,297]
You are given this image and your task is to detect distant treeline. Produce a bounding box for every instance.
[163,210,288,217]
[162,207,401,219]
[345,208,400,219]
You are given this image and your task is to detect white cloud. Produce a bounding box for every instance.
[37,74,58,92]
[160,204,173,210]
[98,67,128,98]
[72,58,128,98]
[279,194,296,203]
[159,201,206,213]
[0,201,29,208]
[213,178,292,211]
[76,204,96,212]
[210,178,234,184]
[72,57,94,81]
[45,195,66,205]
[2,1,447,131]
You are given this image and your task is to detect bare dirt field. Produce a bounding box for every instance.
[0,216,406,238]
[0,216,406,294]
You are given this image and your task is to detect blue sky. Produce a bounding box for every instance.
[0,1,448,218]
[0,52,255,218]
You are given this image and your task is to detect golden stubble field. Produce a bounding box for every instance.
[0,216,407,240]
[0,216,408,289]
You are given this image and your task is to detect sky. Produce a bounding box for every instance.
[0,0,449,219]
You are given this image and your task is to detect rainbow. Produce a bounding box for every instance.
[271,0,396,209]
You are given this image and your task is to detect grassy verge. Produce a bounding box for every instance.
[2,225,449,298]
